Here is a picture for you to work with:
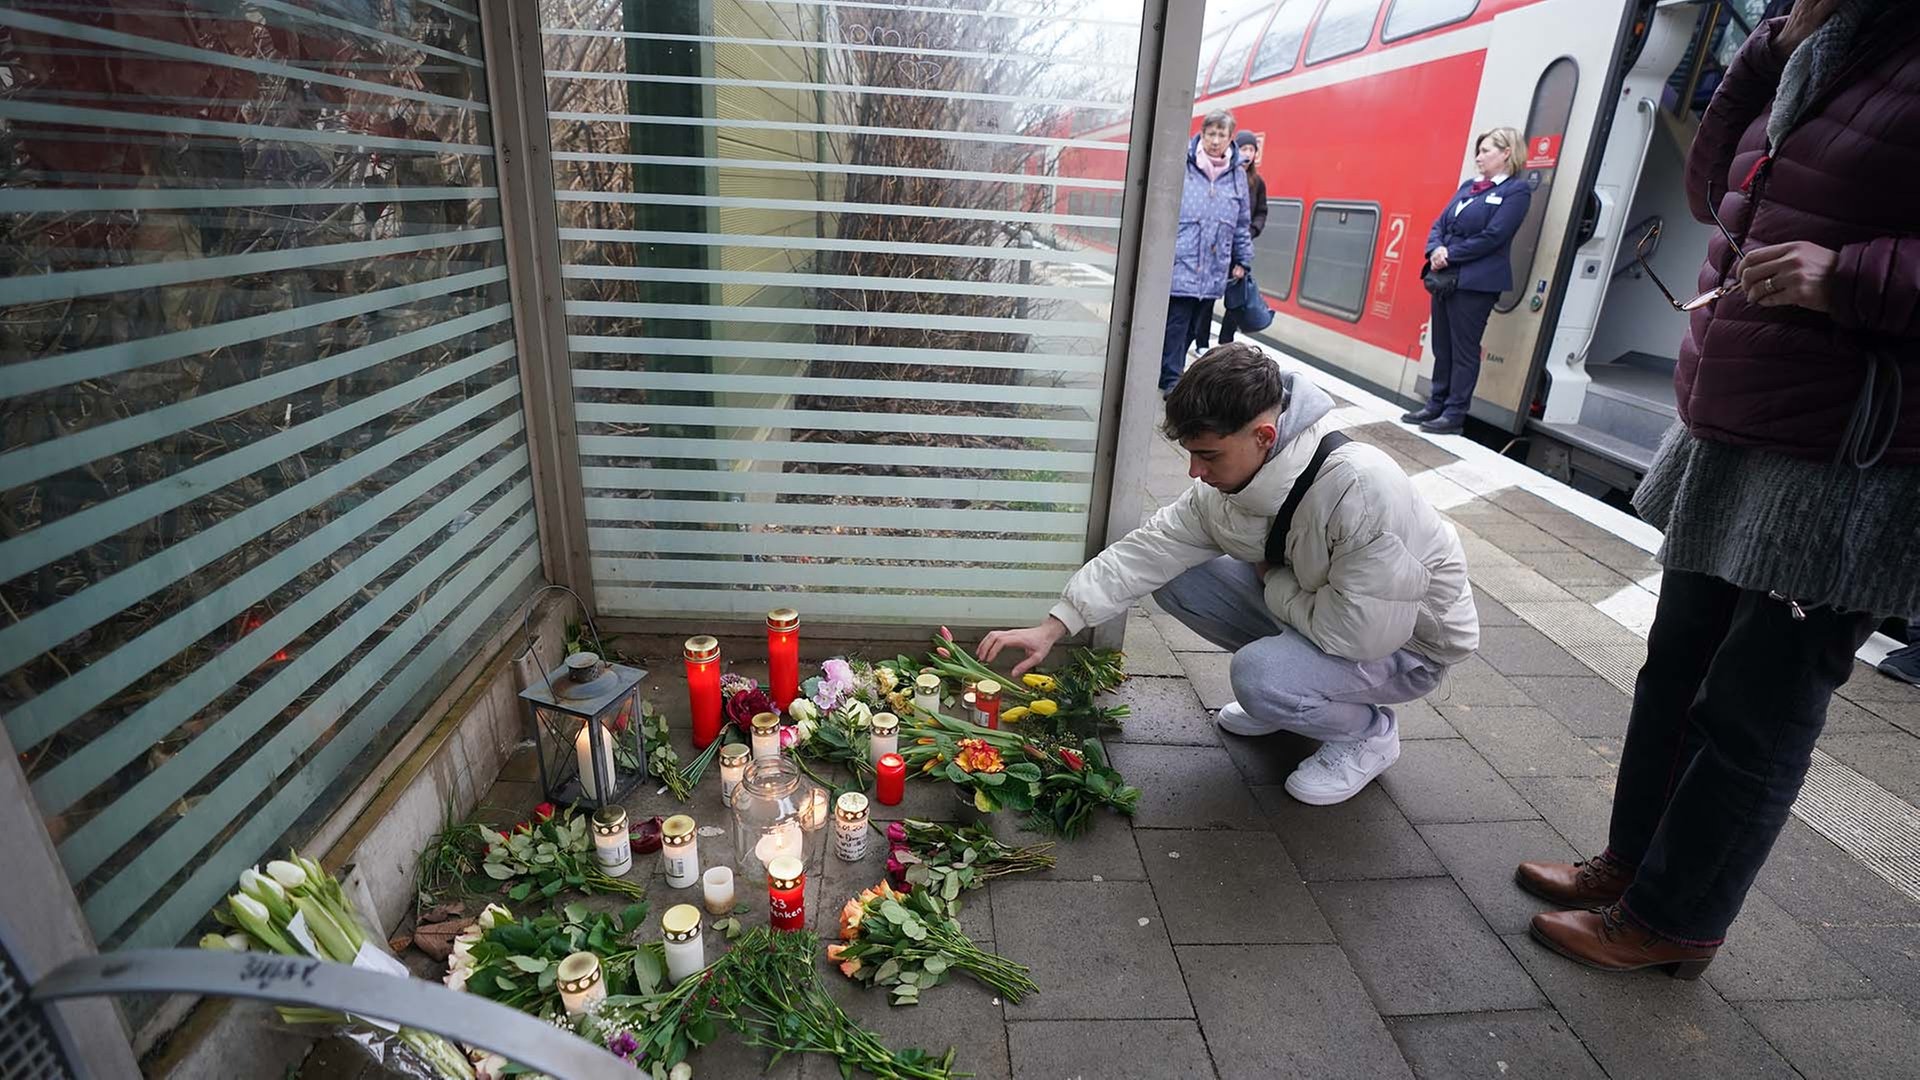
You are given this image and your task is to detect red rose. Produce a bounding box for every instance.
[1060,748,1085,772]
[725,688,778,732]
[532,802,556,822]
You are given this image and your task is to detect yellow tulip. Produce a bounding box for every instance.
[1021,673,1057,691]
[1029,699,1059,717]
[1000,706,1030,723]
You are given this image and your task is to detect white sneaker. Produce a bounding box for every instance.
[1213,701,1268,736]
[1284,729,1401,806]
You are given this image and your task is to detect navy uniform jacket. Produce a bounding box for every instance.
[1424,176,1532,294]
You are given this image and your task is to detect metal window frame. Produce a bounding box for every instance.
[1296,199,1383,322]
[1259,197,1307,301]
[479,0,597,610]
[1381,0,1481,44]
[1249,0,1313,82]
[1304,0,1386,66]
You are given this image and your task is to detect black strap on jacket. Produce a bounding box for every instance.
[1264,431,1352,567]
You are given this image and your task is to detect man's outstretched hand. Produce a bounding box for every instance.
[979,616,1069,678]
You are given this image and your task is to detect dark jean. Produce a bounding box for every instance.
[1607,569,1877,944]
[1191,298,1215,350]
[1161,295,1212,392]
[1426,287,1498,419]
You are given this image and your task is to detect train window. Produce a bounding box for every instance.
[1297,202,1379,321]
[1248,0,1314,82]
[1496,56,1579,313]
[1255,199,1305,301]
[1305,0,1384,66]
[1208,10,1271,94]
[1195,26,1229,95]
[1382,0,1479,42]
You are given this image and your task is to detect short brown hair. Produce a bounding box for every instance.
[1161,343,1287,441]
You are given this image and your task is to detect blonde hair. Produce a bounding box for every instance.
[1476,127,1526,176]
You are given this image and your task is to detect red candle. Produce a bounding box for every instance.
[875,752,906,806]
[766,607,800,710]
[684,636,722,750]
[976,679,1002,730]
[767,855,805,931]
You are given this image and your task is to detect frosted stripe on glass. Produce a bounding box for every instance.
[597,588,1058,623]
[196,0,487,67]
[545,72,1127,113]
[0,100,494,156]
[568,335,1103,373]
[559,263,1107,303]
[557,226,1117,266]
[587,527,1086,564]
[580,467,1088,504]
[584,498,1085,534]
[0,185,495,214]
[595,557,1072,593]
[577,436,1096,471]
[550,152,1122,189]
[707,0,1138,28]
[564,302,1105,339]
[550,110,1124,153]
[543,28,1138,70]
[574,403,1096,441]
[557,188,1111,229]
[571,369,1103,409]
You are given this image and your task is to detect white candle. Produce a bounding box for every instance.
[834,792,870,862]
[750,712,780,760]
[799,787,831,832]
[719,743,750,807]
[556,952,605,1015]
[963,691,981,726]
[869,712,899,765]
[702,866,735,915]
[591,805,631,877]
[912,674,941,716]
[752,820,804,867]
[574,721,615,802]
[661,904,705,984]
[661,814,699,888]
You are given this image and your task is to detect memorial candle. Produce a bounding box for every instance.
[718,743,750,806]
[683,635,722,750]
[750,711,781,760]
[834,792,870,862]
[868,711,899,765]
[911,673,941,716]
[767,855,805,931]
[661,814,699,889]
[767,607,800,710]
[962,691,980,726]
[590,804,632,876]
[574,721,615,802]
[875,752,905,806]
[661,904,705,984]
[701,866,735,915]
[556,952,605,1015]
[975,679,1002,730]
[753,820,804,867]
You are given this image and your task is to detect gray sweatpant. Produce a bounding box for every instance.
[1152,556,1445,742]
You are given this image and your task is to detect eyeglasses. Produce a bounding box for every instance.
[1634,185,1746,312]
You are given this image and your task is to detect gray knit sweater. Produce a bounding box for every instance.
[1633,424,1920,619]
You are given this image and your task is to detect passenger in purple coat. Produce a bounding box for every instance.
[1159,109,1254,395]
[1519,0,1920,982]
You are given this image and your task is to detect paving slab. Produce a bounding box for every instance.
[1122,613,1185,677]
[989,813,1147,883]
[801,963,1009,1080]
[1177,944,1413,1080]
[1253,783,1446,881]
[1312,877,1545,1015]
[1136,828,1333,945]
[1736,999,1920,1080]
[1417,820,1583,934]
[1505,933,1799,1080]
[1816,732,1920,804]
[888,774,971,822]
[1816,924,1920,1013]
[1103,676,1220,746]
[1174,650,1236,709]
[1510,549,1632,588]
[1755,818,1920,928]
[1507,676,1631,738]
[1104,744,1266,830]
[822,817,993,945]
[1475,625,1596,678]
[993,880,1191,1020]
[1387,1009,1606,1080]
[1216,727,1316,785]
[1431,656,1536,708]
[1840,662,1920,703]
[1466,518,1572,553]
[1148,604,1227,654]
[1439,705,1614,778]
[1474,596,1526,626]
[1377,739,1539,823]
[1818,696,1901,734]
[1394,697,1457,740]
[1704,889,1874,1003]
[1508,776,1617,855]
[1006,1019,1216,1080]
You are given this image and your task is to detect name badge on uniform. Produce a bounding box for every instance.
[1486,195,1504,205]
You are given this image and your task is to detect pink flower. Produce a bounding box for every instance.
[886,821,908,845]
[778,724,802,750]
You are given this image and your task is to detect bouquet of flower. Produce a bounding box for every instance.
[918,629,1129,735]
[632,699,692,800]
[790,691,875,787]
[479,809,647,902]
[446,900,655,1017]
[828,881,1036,1006]
[577,927,960,1080]
[201,853,474,1079]
[900,712,1140,837]
[882,820,1054,907]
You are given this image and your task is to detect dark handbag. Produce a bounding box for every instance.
[1224,274,1275,332]
[1264,431,1352,566]
[1421,263,1459,299]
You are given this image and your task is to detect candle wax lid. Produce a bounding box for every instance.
[767,855,804,883]
[720,742,751,761]
[870,711,898,732]
[750,711,780,732]
[914,673,940,690]
[683,635,719,662]
[877,752,904,768]
[766,607,799,630]
[556,951,599,987]
[836,791,870,816]
[662,814,696,839]
[661,904,702,937]
[975,679,1001,696]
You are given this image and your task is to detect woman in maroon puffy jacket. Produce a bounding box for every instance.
[1516,0,1920,978]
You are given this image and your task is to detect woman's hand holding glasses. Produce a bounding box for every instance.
[1736,241,1839,313]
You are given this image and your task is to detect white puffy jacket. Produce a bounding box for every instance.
[1048,376,1479,665]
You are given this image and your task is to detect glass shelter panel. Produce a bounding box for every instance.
[0,0,540,961]
[537,0,1146,626]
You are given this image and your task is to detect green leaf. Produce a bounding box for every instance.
[619,903,646,932]
[879,900,909,924]
[507,954,548,973]
[562,901,587,925]
[1005,763,1043,782]
[977,770,1005,787]
[941,874,961,902]
[944,762,970,785]
[508,881,533,901]
[538,966,557,991]
[494,973,519,990]
[923,954,949,974]
[688,1017,718,1046]
[482,862,515,881]
[540,878,564,898]
[632,948,663,994]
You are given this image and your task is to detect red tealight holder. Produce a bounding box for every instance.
[766,607,800,710]
[875,752,905,806]
[684,635,721,750]
[767,855,805,931]
[975,679,1002,730]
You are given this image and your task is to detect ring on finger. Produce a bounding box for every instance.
[1768,276,1779,294]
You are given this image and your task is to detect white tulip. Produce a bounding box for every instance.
[265,859,307,891]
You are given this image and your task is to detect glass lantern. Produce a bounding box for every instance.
[518,651,648,809]
[730,756,828,885]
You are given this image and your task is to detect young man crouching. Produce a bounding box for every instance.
[981,344,1478,804]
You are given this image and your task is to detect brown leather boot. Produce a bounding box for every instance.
[1530,904,1716,979]
[1514,852,1632,908]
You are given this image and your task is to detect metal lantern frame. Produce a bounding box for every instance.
[519,652,649,810]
